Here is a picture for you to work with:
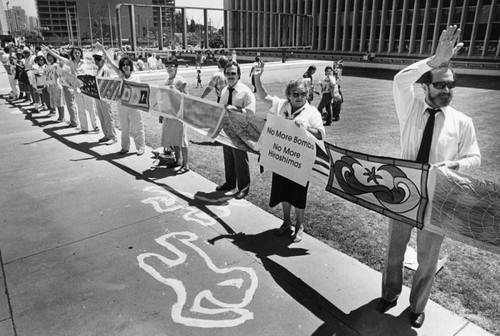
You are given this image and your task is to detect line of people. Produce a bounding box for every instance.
[1,25,482,329]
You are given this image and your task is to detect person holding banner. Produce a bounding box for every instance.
[45,46,99,134]
[377,26,481,328]
[45,54,65,122]
[92,51,117,145]
[33,55,51,114]
[216,61,256,200]
[58,53,79,128]
[253,62,325,242]
[161,57,190,174]
[96,43,146,156]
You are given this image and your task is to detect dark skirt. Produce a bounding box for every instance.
[269,173,309,209]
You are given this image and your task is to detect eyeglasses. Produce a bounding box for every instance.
[225,71,238,76]
[292,92,307,98]
[430,81,456,89]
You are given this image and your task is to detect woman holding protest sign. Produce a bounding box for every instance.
[253,62,325,242]
[95,42,146,156]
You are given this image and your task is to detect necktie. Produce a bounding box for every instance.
[416,108,440,164]
[227,87,234,105]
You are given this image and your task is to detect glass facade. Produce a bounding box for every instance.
[224,0,500,59]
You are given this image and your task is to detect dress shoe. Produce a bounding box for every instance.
[79,130,89,134]
[409,312,425,328]
[216,183,235,191]
[376,298,397,313]
[98,137,109,143]
[118,149,129,155]
[234,187,249,199]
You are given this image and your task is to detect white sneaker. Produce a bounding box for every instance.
[105,139,117,145]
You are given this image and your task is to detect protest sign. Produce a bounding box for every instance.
[260,114,317,186]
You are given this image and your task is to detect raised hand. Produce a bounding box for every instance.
[252,62,264,78]
[429,25,464,67]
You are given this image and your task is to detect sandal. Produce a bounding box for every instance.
[176,166,190,174]
[275,221,293,236]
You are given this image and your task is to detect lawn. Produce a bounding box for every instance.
[140,67,500,335]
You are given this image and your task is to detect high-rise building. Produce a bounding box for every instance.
[5,6,28,33]
[224,0,500,60]
[36,0,176,46]
[37,0,78,45]
[0,1,9,35]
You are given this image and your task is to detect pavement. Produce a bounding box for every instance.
[0,68,494,336]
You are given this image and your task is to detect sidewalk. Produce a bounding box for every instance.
[0,93,493,334]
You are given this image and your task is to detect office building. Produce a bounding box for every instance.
[223,0,500,60]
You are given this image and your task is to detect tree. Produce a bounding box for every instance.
[208,32,224,48]
[189,19,196,33]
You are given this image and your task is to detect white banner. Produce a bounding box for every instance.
[260,114,317,186]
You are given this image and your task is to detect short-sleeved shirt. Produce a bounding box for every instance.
[267,96,325,140]
[320,75,336,95]
[207,70,227,98]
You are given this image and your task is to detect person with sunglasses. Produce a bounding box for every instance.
[253,62,325,243]
[377,25,481,328]
[215,61,256,200]
[96,42,146,156]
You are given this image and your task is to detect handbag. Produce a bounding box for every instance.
[152,147,177,168]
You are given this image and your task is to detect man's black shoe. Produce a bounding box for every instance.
[409,312,425,328]
[376,298,397,313]
[235,187,249,200]
[216,183,235,191]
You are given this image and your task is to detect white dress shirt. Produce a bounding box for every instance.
[393,58,481,171]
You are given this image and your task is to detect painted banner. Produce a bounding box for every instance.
[149,86,225,139]
[324,142,429,229]
[77,74,100,99]
[121,80,150,112]
[70,76,498,255]
[216,112,266,154]
[182,94,225,139]
[426,167,500,255]
[96,77,122,102]
[59,70,79,89]
[260,115,317,186]
[150,85,183,118]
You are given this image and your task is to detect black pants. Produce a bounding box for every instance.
[222,145,250,191]
[318,93,333,122]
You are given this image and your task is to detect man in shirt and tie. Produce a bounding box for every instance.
[377,25,481,328]
[216,61,256,199]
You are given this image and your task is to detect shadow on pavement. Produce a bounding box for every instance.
[208,230,419,336]
[21,110,239,236]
